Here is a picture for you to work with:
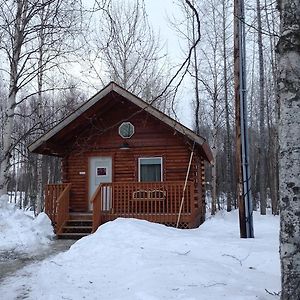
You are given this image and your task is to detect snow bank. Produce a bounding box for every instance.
[0,210,280,299]
[0,195,54,253]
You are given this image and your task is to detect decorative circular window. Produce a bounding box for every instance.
[119,122,134,138]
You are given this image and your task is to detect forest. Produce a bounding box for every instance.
[0,0,299,299]
[0,0,279,215]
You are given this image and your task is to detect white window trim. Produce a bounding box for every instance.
[138,157,163,182]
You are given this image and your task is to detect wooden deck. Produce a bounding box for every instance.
[45,181,199,237]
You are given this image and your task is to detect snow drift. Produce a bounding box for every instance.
[0,210,280,300]
[0,195,54,253]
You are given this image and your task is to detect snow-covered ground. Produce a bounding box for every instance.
[0,195,54,253]
[0,209,280,300]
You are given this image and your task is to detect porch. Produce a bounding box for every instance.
[45,181,200,238]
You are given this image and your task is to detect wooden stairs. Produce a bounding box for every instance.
[57,212,93,239]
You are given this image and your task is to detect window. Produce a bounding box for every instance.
[96,167,107,176]
[138,157,162,182]
[119,122,134,138]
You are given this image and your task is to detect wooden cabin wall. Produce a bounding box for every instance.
[62,149,201,212]
[60,97,206,215]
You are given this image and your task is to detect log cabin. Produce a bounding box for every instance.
[29,82,213,238]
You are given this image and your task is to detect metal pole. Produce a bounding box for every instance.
[238,0,254,238]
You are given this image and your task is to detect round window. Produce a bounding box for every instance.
[119,122,134,138]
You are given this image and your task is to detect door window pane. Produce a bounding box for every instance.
[96,167,107,176]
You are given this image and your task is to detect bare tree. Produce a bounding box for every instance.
[34,0,80,214]
[197,0,233,214]
[171,0,235,214]
[277,0,300,298]
[256,0,267,215]
[89,0,169,109]
[221,0,234,212]
[264,0,280,215]
[0,0,83,196]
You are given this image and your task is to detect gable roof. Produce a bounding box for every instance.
[28,82,213,163]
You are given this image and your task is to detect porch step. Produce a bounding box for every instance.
[57,214,93,239]
[63,225,93,233]
[63,225,93,229]
[57,232,90,239]
[69,212,93,221]
[66,220,93,226]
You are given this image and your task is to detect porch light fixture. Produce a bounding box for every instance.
[120,141,130,150]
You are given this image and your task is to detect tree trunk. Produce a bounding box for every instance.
[0,92,16,196]
[222,0,232,212]
[277,0,300,298]
[35,20,45,215]
[0,1,24,196]
[211,128,217,215]
[36,154,43,214]
[190,3,201,136]
[256,0,267,215]
[264,0,280,215]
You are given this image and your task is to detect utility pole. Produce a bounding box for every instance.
[234,0,254,238]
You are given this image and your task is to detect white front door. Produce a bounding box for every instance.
[89,157,112,210]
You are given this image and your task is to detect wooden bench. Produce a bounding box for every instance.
[130,189,166,214]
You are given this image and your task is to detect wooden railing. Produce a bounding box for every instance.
[90,185,102,232]
[56,183,71,234]
[45,183,71,233]
[92,181,195,231]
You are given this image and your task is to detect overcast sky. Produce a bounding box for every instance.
[144,0,182,62]
[144,0,193,128]
[81,0,193,128]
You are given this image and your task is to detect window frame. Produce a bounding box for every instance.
[118,122,135,139]
[138,157,163,182]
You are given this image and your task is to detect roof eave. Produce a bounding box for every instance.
[28,82,213,163]
[28,83,115,153]
[112,84,206,146]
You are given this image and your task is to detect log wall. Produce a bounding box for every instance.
[60,95,205,223]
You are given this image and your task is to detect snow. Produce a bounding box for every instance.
[0,210,280,299]
[0,195,54,253]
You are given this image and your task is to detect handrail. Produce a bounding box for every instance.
[90,185,101,204]
[56,183,71,234]
[45,183,70,225]
[91,185,102,232]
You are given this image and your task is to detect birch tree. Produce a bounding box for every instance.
[34,0,81,214]
[0,0,46,196]
[221,0,234,211]
[171,0,234,213]
[90,0,169,109]
[198,0,233,214]
[256,0,267,215]
[277,0,300,298]
[0,0,82,196]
